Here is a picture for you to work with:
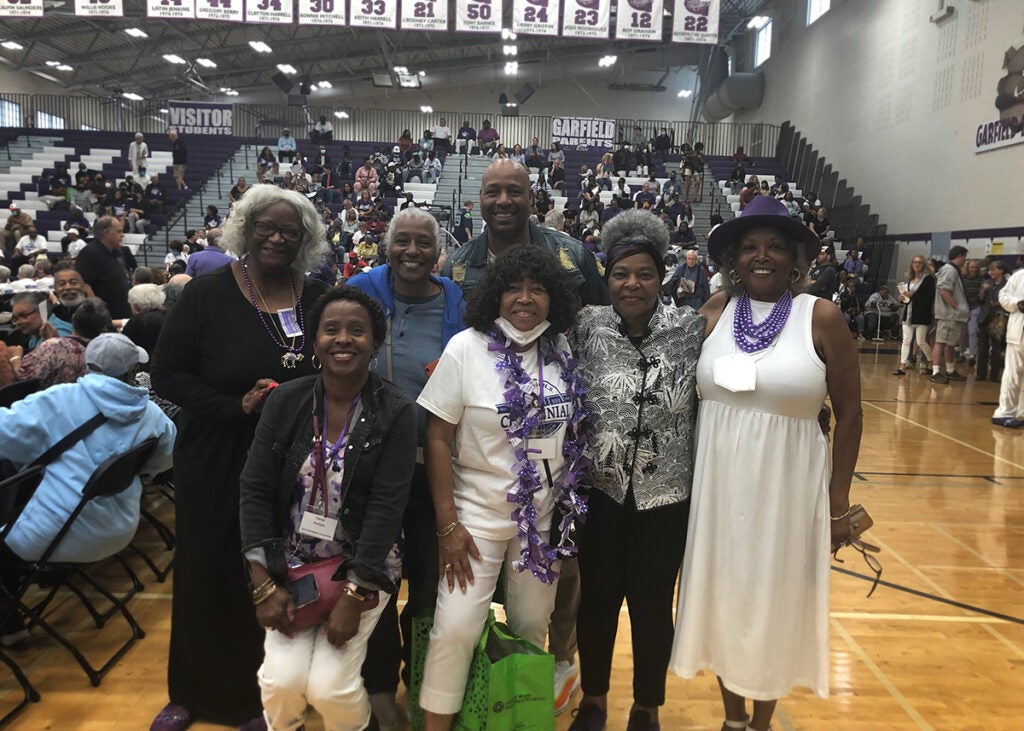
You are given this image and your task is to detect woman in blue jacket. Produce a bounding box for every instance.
[346,206,466,728]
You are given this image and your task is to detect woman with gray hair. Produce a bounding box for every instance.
[150,186,329,731]
[566,208,704,731]
[346,206,466,729]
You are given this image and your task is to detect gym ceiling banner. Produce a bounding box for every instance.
[0,0,44,18]
[245,0,294,23]
[148,0,196,20]
[168,100,234,136]
[552,116,615,150]
[561,0,609,40]
[298,0,347,25]
[455,0,502,34]
[513,0,560,36]
[401,0,449,31]
[615,0,662,42]
[672,0,718,45]
[350,0,398,28]
[74,0,123,17]
[195,0,243,22]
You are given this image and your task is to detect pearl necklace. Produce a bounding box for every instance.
[733,291,792,353]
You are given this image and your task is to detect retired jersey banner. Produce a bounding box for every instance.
[513,0,559,36]
[615,0,661,41]
[552,116,615,150]
[561,0,608,39]
[195,0,243,21]
[456,0,501,33]
[401,0,448,31]
[350,0,397,27]
[168,101,233,136]
[245,0,293,23]
[0,0,44,19]
[672,0,718,44]
[75,0,124,17]
[148,0,195,19]
[298,0,345,24]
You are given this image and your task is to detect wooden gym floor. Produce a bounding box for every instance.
[2,344,1022,730]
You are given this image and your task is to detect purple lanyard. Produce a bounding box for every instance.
[311,394,361,517]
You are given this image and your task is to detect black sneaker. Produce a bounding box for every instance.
[626,709,661,731]
[929,373,949,384]
[568,703,607,731]
[947,371,967,381]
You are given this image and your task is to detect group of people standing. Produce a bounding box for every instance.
[145,161,861,731]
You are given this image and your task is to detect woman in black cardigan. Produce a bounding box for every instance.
[893,255,937,376]
[240,286,416,731]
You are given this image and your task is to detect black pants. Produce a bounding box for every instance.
[576,489,688,707]
[362,463,438,693]
[977,324,1005,380]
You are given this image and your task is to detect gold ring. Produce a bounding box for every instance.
[444,562,453,571]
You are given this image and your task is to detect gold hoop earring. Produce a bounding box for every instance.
[311,354,322,370]
[729,270,741,286]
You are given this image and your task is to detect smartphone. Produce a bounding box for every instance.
[284,574,320,609]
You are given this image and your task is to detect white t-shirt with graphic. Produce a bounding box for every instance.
[418,327,571,542]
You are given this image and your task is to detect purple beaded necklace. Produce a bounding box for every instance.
[732,291,792,353]
[241,256,306,368]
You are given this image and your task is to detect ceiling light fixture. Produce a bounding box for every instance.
[56,64,73,72]
[420,105,433,113]
[122,92,144,101]
[393,65,409,74]
[196,58,217,68]
[1,41,24,50]
[163,54,187,64]
[225,90,239,96]
[249,41,273,53]
[159,108,169,113]
[125,28,148,38]
[418,70,426,77]
[317,80,332,89]
[45,61,60,67]
[334,110,350,119]
[503,45,518,56]
[746,15,769,29]
[501,28,517,40]
[598,55,617,67]
[504,61,518,75]
[677,89,693,98]
[276,64,297,74]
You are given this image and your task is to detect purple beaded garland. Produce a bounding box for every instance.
[241,256,306,363]
[732,291,793,353]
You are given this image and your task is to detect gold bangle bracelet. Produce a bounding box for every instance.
[252,585,278,606]
[436,520,460,538]
[830,506,853,522]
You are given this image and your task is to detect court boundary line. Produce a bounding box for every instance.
[862,402,1024,472]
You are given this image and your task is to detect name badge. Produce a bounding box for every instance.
[278,308,303,338]
[526,437,558,461]
[713,354,757,393]
[299,511,338,541]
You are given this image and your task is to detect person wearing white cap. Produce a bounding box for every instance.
[0,332,175,616]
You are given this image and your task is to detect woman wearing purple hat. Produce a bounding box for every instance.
[670,195,863,731]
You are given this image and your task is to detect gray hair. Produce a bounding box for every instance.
[17,264,36,280]
[0,265,10,282]
[93,216,119,244]
[11,292,46,307]
[128,283,166,313]
[599,208,669,258]
[544,209,565,230]
[384,207,441,252]
[206,227,223,249]
[162,282,184,309]
[220,185,326,274]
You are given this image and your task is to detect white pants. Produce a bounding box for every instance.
[994,340,1024,419]
[900,322,930,364]
[454,139,474,155]
[258,596,389,731]
[419,534,559,715]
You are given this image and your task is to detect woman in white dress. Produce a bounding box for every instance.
[670,196,863,731]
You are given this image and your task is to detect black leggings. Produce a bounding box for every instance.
[576,490,688,707]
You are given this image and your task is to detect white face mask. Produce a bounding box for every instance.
[494,316,551,347]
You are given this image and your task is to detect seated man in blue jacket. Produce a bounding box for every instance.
[0,333,176,642]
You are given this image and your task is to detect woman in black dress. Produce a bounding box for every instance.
[151,186,329,730]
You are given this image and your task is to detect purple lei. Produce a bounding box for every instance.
[732,291,792,353]
[487,328,591,585]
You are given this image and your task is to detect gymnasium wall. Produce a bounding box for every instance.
[731,0,1023,236]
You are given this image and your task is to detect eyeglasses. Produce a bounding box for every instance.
[833,538,883,597]
[10,310,40,325]
[253,220,302,243]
